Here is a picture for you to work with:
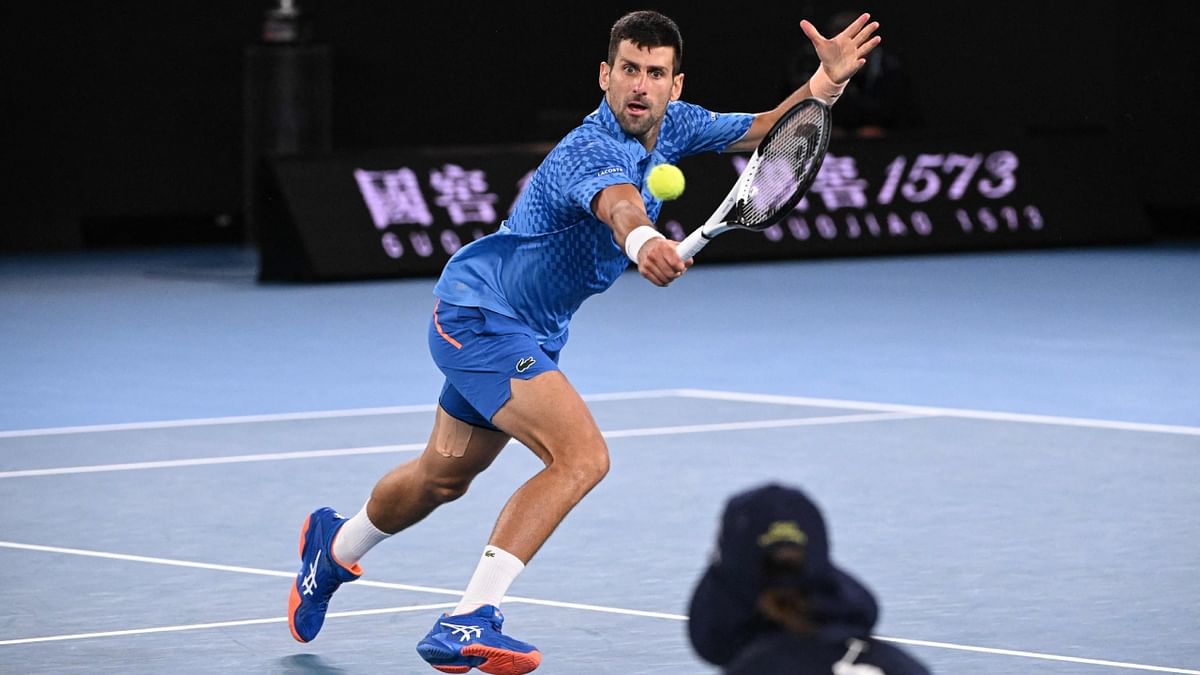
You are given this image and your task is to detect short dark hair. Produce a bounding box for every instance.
[607,11,683,74]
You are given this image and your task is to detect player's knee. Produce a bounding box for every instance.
[564,442,610,487]
[590,447,611,482]
[426,474,472,504]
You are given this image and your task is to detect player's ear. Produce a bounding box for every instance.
[670,72,684,101]
[599,61,610,92]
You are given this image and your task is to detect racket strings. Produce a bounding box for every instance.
[741,104,830,224]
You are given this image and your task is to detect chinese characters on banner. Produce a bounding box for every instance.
[663,151,1042,249]
[339,136,1143,273]
[354,164,530,260]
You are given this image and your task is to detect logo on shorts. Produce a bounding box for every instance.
[516,357,536,373]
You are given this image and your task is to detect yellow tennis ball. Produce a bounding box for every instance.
[647,163,685,201]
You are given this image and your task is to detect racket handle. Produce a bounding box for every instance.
[676,227,711,261]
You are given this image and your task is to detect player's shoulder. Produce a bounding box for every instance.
[666,99,717,124]
[662,100,723,142]
[545,118,637,171]
[557,121,623,151]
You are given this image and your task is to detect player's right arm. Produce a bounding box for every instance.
[592,184,688,287]
[726,13,881,152]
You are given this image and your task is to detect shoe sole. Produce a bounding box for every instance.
[461,645,542,675]
[417,642,539,674]
[417,642,477,673]
[287,512,314,643]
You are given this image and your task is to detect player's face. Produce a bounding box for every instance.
[600,40,684,147]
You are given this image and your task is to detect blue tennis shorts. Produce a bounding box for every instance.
[428,300,562,430]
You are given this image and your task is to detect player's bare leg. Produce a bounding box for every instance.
[364,407,511,534]
[416,374,602,674]
[291,406,508,645]
[488,370,610,563]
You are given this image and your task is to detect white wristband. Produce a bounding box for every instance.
[808,66,847,105]
[624,225,665,263]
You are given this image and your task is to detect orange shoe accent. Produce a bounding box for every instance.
[288,513,314,643]
[461,645,542,675]
[433,300,463,349]
[287,585,306,642]
[430,666,471,674]
[297,513,312,557]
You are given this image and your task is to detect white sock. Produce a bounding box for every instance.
[451,546,525,616]
[331,502,390,567]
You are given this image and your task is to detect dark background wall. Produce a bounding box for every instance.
[2,1,1197,250]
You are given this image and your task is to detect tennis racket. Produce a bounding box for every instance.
[676,98,832,260]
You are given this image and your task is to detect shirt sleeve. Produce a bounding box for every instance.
[559,138,638,214]
[672,101,755,157]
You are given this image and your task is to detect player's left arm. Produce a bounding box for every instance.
[725,12,882,152]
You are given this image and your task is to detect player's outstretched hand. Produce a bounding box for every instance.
[639,237,692,287]
[800,12,882,84]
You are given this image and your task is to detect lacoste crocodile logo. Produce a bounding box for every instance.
[516,357,536,373]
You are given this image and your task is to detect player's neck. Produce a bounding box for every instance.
[635,126,660,153]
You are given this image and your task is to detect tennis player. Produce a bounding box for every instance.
[288,10,881,673]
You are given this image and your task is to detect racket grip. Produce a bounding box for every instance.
[676,227,710,261]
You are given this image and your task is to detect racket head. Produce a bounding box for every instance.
[727,98,832,231]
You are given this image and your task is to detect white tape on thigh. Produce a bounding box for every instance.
[435,416,474,458]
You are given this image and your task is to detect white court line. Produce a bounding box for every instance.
[0,444,427,479]
[0,412,922,479]
[599,411,922,439]
[0,389,685,439]
[0,541,463,596]
[675,389,1200,436]
[5,386,1194,440]
[0,404,438,439]
[0,603,458,647]
[0,541,1195,674]
[876,636,1200,675]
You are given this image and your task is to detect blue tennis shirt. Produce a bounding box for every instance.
[434,97,753,348]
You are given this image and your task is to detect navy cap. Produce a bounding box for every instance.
[716,483,833,581]
[702,483,878,639]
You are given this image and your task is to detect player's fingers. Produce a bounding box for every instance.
[841,12,870,38]
[655,257,684,283]
[654,261,683,281]
[641,256,672,285]
[652,243,686,274]
[641,267,668,287]
[854,21,879,46]
[799,19,825,43]
[858,35,882,57]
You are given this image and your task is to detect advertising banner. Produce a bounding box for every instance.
[259,136,1148,281]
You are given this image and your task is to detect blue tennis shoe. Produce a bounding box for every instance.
[416,604,541,674]
[288,507,362,642]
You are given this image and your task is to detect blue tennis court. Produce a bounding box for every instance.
[2,243,1198,674]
